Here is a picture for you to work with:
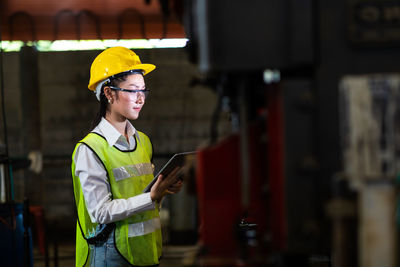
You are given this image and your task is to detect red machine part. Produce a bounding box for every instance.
[266,85,287,251]
[196,134,242,257]
[195,86,287,262]
[196,123,273,257]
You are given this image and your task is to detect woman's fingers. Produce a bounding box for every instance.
[166,180,183,194]
[152,174,163,190]
[166,167,180,180]
[162,167,181,186]
[151,167,183,200]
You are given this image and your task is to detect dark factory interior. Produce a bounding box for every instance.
[0,0,399,266]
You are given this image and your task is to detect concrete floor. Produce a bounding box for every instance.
[31,242,332,267]
[32,242,200,267]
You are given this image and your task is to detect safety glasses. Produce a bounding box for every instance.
[109,86,150,99]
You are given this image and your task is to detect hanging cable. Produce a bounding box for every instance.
[118,8,147,40]
[0,8,17,249]
[0,11,9,158]
[8,11,37,42]
[76,10,102,41]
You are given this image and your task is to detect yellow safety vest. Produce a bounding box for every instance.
[71,131,162,267]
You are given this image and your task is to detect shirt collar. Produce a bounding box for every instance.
[97,117,137,147]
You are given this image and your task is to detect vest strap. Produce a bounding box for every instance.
[86,223,116,245]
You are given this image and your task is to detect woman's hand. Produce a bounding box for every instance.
[166,179,183,194]
[150,167,183,202]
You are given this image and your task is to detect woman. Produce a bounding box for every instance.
[71,46,182,267]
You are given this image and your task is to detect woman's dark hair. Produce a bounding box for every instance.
[90,71,143,131]
[90,86,109,131]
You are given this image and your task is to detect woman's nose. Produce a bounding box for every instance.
[136,94,144,104]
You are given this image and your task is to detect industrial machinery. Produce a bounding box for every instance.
[184,0,318,265]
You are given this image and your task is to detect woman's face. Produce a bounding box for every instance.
[109,73,146,121]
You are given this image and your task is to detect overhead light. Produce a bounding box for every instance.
[0,38,188,52]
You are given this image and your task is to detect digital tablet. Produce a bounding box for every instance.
[143,151,196,193]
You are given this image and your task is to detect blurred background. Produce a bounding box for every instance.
[0,0,399,266]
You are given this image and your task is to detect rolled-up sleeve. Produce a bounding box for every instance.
[73,144,156,224]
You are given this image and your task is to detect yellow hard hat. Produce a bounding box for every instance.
[88,46,156,91]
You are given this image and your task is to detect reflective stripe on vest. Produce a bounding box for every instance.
[113,162,153,181]
[128,217,161,237]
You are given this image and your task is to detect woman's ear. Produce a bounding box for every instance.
[103,86,113,103]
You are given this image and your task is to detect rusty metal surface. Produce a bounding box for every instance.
[339,74,400,189]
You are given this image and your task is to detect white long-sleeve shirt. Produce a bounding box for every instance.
[73,117,156,224]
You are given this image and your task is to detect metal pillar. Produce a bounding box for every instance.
[19,45,42,202]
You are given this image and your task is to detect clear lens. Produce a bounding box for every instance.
[137,90,149,99]
[109,86,149,99]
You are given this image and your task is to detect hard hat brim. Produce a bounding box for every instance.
[133,63,156,76]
